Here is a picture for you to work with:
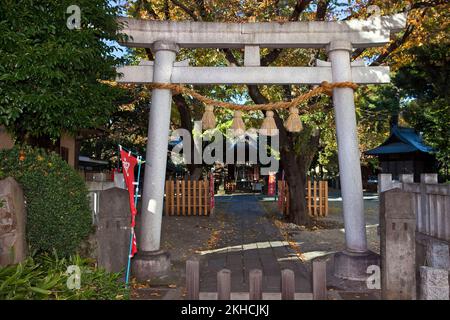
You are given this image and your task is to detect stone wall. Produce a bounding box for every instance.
[416,234,450,300]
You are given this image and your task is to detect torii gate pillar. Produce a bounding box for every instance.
[328,41,379,280]
[132,41,179,281]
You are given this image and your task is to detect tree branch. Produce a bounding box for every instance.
[315,0,329,21]
[353,3,436,62]
[351,48,366,61]
[222,48,241,66]
[261,49,282,67]
[171,0,199,21]
[410,0,448,10]
[247,85,269,105]
[164,0,170,20]
[283,85,293,100]
[371,23,415,66]
[342,0,375,21]
[196,0,207,19]
[173,94,193,132]
[290,0,313,21]
[145,48,154,61]
[142,2,160,19]
[260,0,313,67]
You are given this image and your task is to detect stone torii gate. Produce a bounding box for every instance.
[117,14,407,281]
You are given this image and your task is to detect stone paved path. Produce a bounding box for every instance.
[198,194,311,293]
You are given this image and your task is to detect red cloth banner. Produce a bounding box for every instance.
[268,172,276,196]
[120,149,138,256]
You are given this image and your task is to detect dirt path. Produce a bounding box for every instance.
[132,193,311,299]
[198,194,310,293]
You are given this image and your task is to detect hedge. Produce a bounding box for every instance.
[0,146,92,256]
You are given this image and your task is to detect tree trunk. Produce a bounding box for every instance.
[284,158,310,225]
[248,85,320,226]
[190,167,203,180]
[173,94,203,179]
[275,111,320,226]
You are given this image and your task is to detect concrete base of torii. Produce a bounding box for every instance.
[131,250,171,282]
[333,250,380,281]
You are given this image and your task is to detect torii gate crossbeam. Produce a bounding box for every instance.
[117,14,407,282]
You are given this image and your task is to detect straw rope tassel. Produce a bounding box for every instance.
[260,111,278,136]
[202,105,216,129]
[284,107,303,132]
[231,110,245,136]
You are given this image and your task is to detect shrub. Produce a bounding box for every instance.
[0,252,129,300]
[0,146,92,256]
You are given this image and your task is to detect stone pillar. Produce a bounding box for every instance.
[0,177,27,266]
[426,242,450,270]
[380,189,416,300]
[327,41,378,280]
[132,41,179,281]
[97,188,133,273]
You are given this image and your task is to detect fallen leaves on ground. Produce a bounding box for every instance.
[131,278,151,289]
[206,230,221,248]
[272,219,306,261]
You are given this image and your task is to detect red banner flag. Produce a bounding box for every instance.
[120,149,138,256]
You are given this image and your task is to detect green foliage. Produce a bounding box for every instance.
[0,0,128,140]
[0,252,129,300]
[0,146,91,256]
[395,43,450,171]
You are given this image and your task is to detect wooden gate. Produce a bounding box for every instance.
[278,179,328,217]
[164,178,213,216]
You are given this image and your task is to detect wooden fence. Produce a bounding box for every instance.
[185,259,327,300]
[379,173,450,242]
[164,178,213,216]
[278,180,329,217]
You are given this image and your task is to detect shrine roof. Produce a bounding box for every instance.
[365,126,434,155]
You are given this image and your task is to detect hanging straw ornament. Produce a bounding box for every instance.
[260,111,278,136]
[202,105,216,130]
[284,107,303,132]
[231,110,246,136]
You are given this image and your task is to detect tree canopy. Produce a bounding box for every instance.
[4,0,447,224]
[0,0,127,142]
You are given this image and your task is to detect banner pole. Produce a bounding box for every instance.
[125,230,134,285]
[124,155,142,286]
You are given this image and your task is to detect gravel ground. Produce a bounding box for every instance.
[260,190,381,260]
